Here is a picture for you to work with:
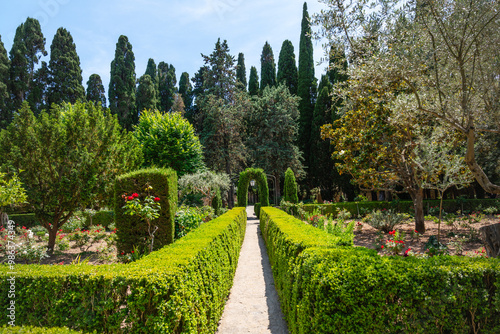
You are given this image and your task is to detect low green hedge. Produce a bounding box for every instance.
[0,325,87,333]
[6,213,40,228]
[260,207,500,334]
[254,203,261,218]
[303,198,498,217]
[0,207,247,333]
[87,210,114,229]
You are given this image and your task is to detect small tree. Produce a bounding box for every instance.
[178,170,230,206]
[0,101,142,253]
[283,168,299,203]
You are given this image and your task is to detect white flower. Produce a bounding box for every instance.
[28,230,34,239]
[339,150,345,156]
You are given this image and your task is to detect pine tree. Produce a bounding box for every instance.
[202,38,236,100]
[297,2,316,178]
[260,42,276,91]
[136,74,158,113]
[178,72,193,111]
[236,52,247,90]
[9,18,47,112]
[47,27,85,106]
[277,40,298,95]
[109,35,136,131]
[86,74,106,108]
[187,66,208,131]
[158,62,176,112]
[145,58,159,109]
[0,35,10,128]
[248,66,259,96]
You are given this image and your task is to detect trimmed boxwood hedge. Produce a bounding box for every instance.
[302,198,499,217]
[260,207,500,334]
[0,325,88,333]
[6,213,40,228]
[0,207,247,333]
[114,167,178,254]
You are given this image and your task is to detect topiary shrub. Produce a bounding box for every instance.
[283,167,298,203]
[237,168,269,207]
[254,202,261,218]
[211,188,222,216]
[114,167,177,254]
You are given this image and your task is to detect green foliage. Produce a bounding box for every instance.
[254,202,261,218]
[364,209,407,233]
[260,207,500,334]
[0,208,247,333]
[157,62,176,112]
[211,188,222,216]
[236,52,247,89]
[175,205,214,239]
[0,101,142,252]
[136,74,158,113]
[114,167,177,254]
[0,35,10,129]
[237,168,269,208]
[47,27,85,106]
[260,41,276,91]
[134,109,205,176]
[283,168,298,203]
[0,172,27,208]
[178,71,193,111]
[277,40,298,95]
[248,66,259,96]
[109,35,136,131]
[85,74,106,108]
[178,170,230,205]
[7,213,39,228]
[1,325,87,333]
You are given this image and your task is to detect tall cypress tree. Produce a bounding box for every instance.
[236,52,247,90]
[277,39,298,95]
[30,61,49,113]
[297,2,316,177]
[136,74,158,113]
[0,35,10,128]
[260,42,276,91]
[86,74,106,108]
[47,27,85,106]
[109,35,136,131]
[178,72,193,111]
[327,44,348,86]
[248,66,259,96]
[158,62,176,112]
[9,18,47,112]
[145,58,159,109]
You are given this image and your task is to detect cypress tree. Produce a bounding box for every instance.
[30,61,49,113]
[9,18,47,112]
[47,27,85,106]
[109,35,137,131]
[202,38,236,100]
[260,41,276,91]
[283,167,299,203]
[0,35,10,128]
[158,62,176,112]
[86,74,106,108]
[236,52,247,90]
[187,66,208,131]
[145,58,159,108]
[136,74,158,113]
[178,72,193,111]
[328,44,348,86]
[248,66,259,96]
[297,2,316,175]
[277,40,298,95]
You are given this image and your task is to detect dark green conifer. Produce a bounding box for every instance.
[158,62,176,112]
[260,42,276,91]
[283,167,299,203]
[277,40,298,95]
[109,35,137,131]
[0,35,10,128]
[248,66,259,96]
[145,58,159,108]
[236,52,247,90]
[86,74,106,108]
[47,27,85,105]
[178,72,193,111]
[297,2,316,174]
[136,74,158,113]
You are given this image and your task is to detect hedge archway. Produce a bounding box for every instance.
[237,168,269,207]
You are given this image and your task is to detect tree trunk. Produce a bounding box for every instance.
[47,225,58,255]
[409,188,426,233]
[479,223,500,258]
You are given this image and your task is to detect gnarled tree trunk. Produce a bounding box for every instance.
[479,223,500,258]
[409,188,426,233]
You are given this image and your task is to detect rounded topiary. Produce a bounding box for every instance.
[284,168,298,203]
[237,168,269,207]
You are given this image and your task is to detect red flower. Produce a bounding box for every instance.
[131,250,134,254]
[127,196,134,201]
[381,245,384,249]
[389,230,395,235]
[154,197,160,202]
[120,252,124,255]
[132,193,139,198]
[22,226,26,229]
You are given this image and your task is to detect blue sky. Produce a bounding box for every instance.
[0,0,329,96]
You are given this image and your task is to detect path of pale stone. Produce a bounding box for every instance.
[216,206,289,334]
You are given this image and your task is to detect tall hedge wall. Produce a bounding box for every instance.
[260,207,500,334]
[114,167,178,253]
[0,207,247,333]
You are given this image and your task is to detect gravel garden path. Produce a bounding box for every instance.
[217,206,288,334]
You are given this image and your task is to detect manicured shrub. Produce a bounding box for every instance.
[88,210,114,229]
[7,213,40,228]
[0,208,247,333]
[237,168,269,207]
[211,188,222,216]
[260,207,500,334]
[283,168,298,203]
[254,202,261,218]
[0,326,87,333]
[114,167,177,254]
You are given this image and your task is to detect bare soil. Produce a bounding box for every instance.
[352,216,496,256]
[39,238,117,265]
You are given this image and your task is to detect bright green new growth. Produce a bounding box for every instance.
[134,109,205,176]
[283,168,298,203]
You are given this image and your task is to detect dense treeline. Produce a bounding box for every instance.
[0,2,354,202]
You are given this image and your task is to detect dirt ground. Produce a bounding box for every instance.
[352,217,496,256]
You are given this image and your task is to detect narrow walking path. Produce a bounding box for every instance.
[217,206,288,334]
